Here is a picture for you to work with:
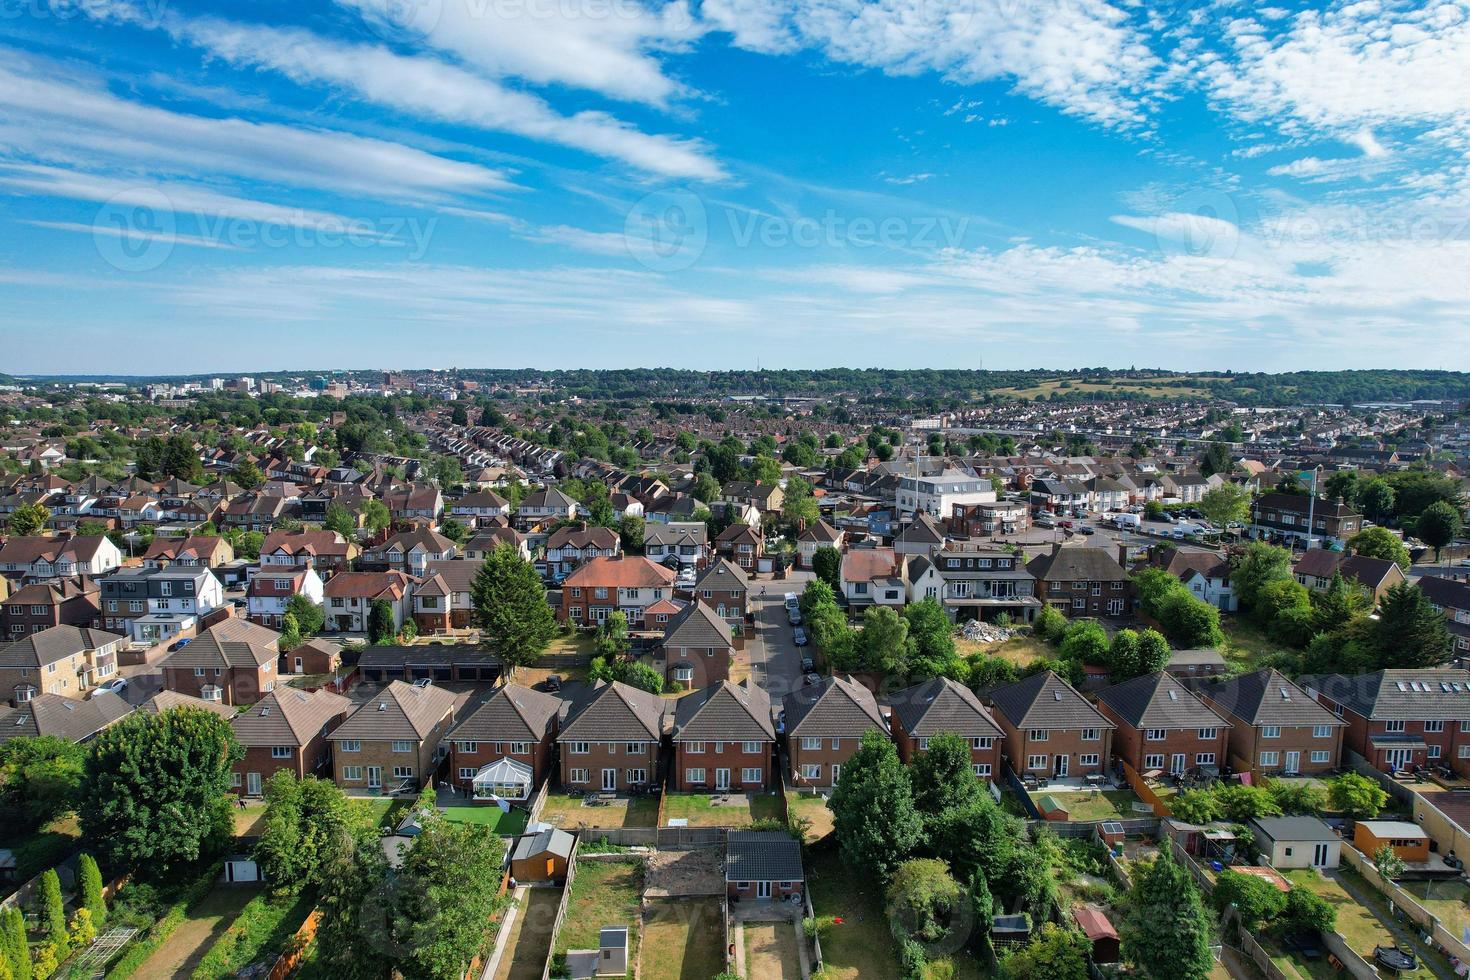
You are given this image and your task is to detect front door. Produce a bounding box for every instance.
[1170,753,1187,775]
[1312,843,1331,867]
[293,656,302,672]
[716,768,731,791]
[756,881,772,900]
[246,772,262,796]
[830,764,841,786]
[1054,755,1069,778]
[602,768,617,792]
[367,766,382,790]
[1285,751,1301,774]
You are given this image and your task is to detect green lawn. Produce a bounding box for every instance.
[1399,877,1470,939]
[1220,618,1293,671]
[1038,789,1146,822]
[955,635,1052,668]
[555,860,644,960]
[188,889,316,979]
[1328,868,1454,979]
[539,793,659,830]
[660,792,783,827]
[641,898,725,980]
[784,790,835,842]
[1283,870,1445,977]
[441,803,531,835]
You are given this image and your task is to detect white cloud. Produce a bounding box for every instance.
[882,172,935,185]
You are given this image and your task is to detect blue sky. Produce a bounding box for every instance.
[1,0,1468,375]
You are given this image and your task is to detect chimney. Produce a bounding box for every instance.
[1118,543,1128,568]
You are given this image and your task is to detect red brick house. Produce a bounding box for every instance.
[692,558,750,630]
[159,618,281,706]
[231,688,352,796]
[726,831,804,903]
[448,683,563,798]
[987,670,1115,780]
[559,557,676,629]
[886,676,1005,782]
[656,602,735,690]
[1301,669,1470,777]
[1095,672,1230,777]
[1201,669,1345,777]
[715,523,763,572]
[783,676,887,789]
[322,570,412,634]
[557,680,668,792]
[2,579,100,639]
[1027,544,1130,620]
[672,680,775,791]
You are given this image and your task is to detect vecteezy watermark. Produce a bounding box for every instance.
[361,0,444,41]
[1148,189,1241,263]
[1,0,170,25]
[726,209,970,251]
[624,187,708,272]
[91,189,439,272]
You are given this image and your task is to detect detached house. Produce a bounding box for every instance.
[560,556,676,629]
[1028,544,1130,620]
[412,559,483,633]
[1144,548,1236,612]
[673,680,775,791]
[362,529,457,576]
[887,676,1005,781]
[322,571,413,634]
[715,523,763,573]
[330,680,459,793]
[923,546,1040,623]
[231,688,352,795]
[247,567,324,630]
[692,558,750,629]
[516,488,578,529]
[987,671,1115,780]
[160,618,282,705]
[0,625,123,702]
[1301,669,1470,777]
[644,522,709,571]
[557,680,668,793]
[448,683,562,798]
[840,548,905,609]
[544,523,621,582]
[783,676,887,789]
[449,489,509,526]
[1202,669,1345,777]
[795,520,843,568]
[1095,672,1230,777]
[0,692,131,745]
[657,602,736,689]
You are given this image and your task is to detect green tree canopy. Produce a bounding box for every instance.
[1416,499,1461,560]
[1374,583,1452,668]
[0,736,83,832]
[469,543,558,675]
[830,731,922,882]
[1121,851,1214,980]
[1347,526,1410,570]
[254,773,356,891]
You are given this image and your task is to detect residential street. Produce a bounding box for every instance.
[745,569,812,709]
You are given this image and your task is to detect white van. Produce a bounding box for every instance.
[784,592,800,610]
[1112,513,1141,530]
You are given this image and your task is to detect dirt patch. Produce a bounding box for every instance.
[644,848,724,897]
[745,920,801,980]
[495,887,562,980]
[131,884,260,980]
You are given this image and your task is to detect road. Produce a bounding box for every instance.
[745,570,812,709]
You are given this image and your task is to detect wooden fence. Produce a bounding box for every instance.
[1339,844,1470,964]
[1117,760,1172,818]
[539,838,582,980]
[1229,913,1293,980]
[266,910,320,980]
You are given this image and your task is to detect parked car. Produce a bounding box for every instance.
[543,674,562,692]
[793,627,809,646]
[802,671,820,686]
[91,678,127,698]
[169,637,193,651]
[787,608,802,626]
[799,657,815,672]
[1078,526,1096,535]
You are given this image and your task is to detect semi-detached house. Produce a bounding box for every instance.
[330,680,459,793]
[1202,668,1344,777]
[987,670,1115,780]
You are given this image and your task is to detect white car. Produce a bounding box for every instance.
[91,678,127,698]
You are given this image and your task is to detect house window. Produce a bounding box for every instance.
[743,741,762,754]
[973,764,992,778]
[1425,720,1445,733]
[1144,754,1165,769]
[742,768,762,782]
[1079,754,1100,766]
[569,742,589,755]
[687,741,706,754]
[1028,730,1049,742]
[1145,729,1166,741]
[1311,750,1332,763]
[626,769,647,784]
[1262,726,1281,739]
[458,767,476,780]
[918,737,930,751]
[800,764,821,780]
[800,737,821,751]
[391,740,413,753]
[342,765,363,781]
[193,667,206,677]
[1081,729,1100,741]
[1312,725,1333,738]
[569,768,589,783]
[686,768,707,783]
[1198,728,1218,740]
[454,741,477,753]
[1026,755,1048,770]
[1384,720,1406,733]
[625,742,645,754]
[1260,751,1280,766]
[972,737,993,750]
[271,747,292,759]
[341,740,361,752]
[392,766,414,780]
[511,741,532,754]
[1195,753,1216,766]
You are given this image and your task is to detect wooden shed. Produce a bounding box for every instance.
[1354,821,1430,864]
[509,827,574,882]
[1073,904,1120,963]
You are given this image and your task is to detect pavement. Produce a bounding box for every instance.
[745,570,813,707]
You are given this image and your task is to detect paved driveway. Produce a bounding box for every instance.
[746,574,812,707]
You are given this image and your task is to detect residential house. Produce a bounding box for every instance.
[897,469,995,520]
[714,523,763,573]
[948,500,1030,537]
[1292,549,1405,606]
[516,488,578,529]
[1095,672,1230,776]
[99,566,224,645]
[2,579,99,639]
[893,512,947,557]
[672,680,775,791]
[330,680,459,793]
[795,520,843,568]
[463,526,530,561]
[1201,669,1345,777]
[412,559,484,633]
[840,547,906,609]
[138,688,236,718]
[726,832,804,903]
[560,556,676,629]
[886,676,1005,781]
[924,546,1040,623]
[448,489,509,527]
[1301,669,1470,777]
[0,692,132,745]
[656,602,735,689]
[259,530,359,576]
[1028,544,1130,620]
[0,625,123,703]
[692,558,750,630]
[322,571,413,634]
[160,618,282,705]
[1144,548,1236,612]
[381,484,443,525]
[986,671,1115,780]
[644,522,709,571]
[719,481,783,516]
[1418,575,1470,662]
[221,494,292,533]
[783,675,887,789]
[557,680,667,792]
[247,566,324,630]
[141,535,234,570]
[0,535,122,583]
[361,529,457,576]
[544,523,621,582]
[1249,492,1362,548]
[448,683,562,797]
[231,688,352,795]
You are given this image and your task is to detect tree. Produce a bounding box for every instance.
[1215,783,1281,822]
[1324,470,1362,507]
[312,829,393,979]
[1212,869,1286,930]
[1169,789,1221,825]
[1231,541,1293,611]
[812,546,842,592]
[1158,590,1224,648]
[1310,573,1368,633]
[1284,886,1337,934]
[1348,526,1410,571]
[1001,923,1089,980]
[1373,842,1406,881]
[1199,483,1251,527]
[1359,479,1397,523]
[1198,442,1234,478]
[324,502,358,538]
[830,731,922,882]
[1106,629,1141,679]
[254,773,355,890]
[6,502,48,536]
[1058,620,1108,665]
[593,611,629,660]
[286,593,324,637]
[450,404,468,426]
[1327,772,1388,819]
[361,499,391,533]
[469,543,557,676]
[1121,851,1214,980]
[0,907,29,980]
[617,514,644,552]
[1267,778,1326,815]
[0,736,84,831]
[904,599,957,678]
[1417,499,1461,560]
[279,611,302,652]
[77,853,105,922]
[781,476,819,528]
[39,869,66,944]
[367,599,396,644]
[438,517,468,544]
[910,732,982,816]
[1374,583,1452,668]
[1135,629,1171,675]
[78,707,240,874]
[230,460,264,490]
[886,858,964,945]
[1033,604,1066,643]
[691,472,721,503]
[858,605,911,675]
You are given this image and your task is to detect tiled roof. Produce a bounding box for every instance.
[797,520,842,543]
[1027,544,1128,583]
[138,689,235,718]
[726,832,804,882]
[1095,672,1230,730]
[987,671,1115,731]
[840,548,898,583]
[1204,669,1344,728]
[563,556,675,589]
[674,681,774,741]
[161,618,282,670]
[449,683,562,742]
[886,676,1003,739]
[425,559,486,594]
[1418,574,1470,610]
[232,688,351,747]
[783,676,885,738]
[322,571,411,600]
[694,558,749,593]
[1300,669,1470,722]
[663,601,733,649]
[558,680,667,742]
[0,626,124,668]
[331,680,457,742]
[0,692,132,744]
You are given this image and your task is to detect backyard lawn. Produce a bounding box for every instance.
[745,921,801,980]
[129,884,262,980]
[555,860,644,961]
[539,793,659,830]
[494,887,562,980]
[785,790,835,842]
[1283,869,1446,978]
[1400,877,1470,938]
[641,897,725,980]
[661,792,783,827]
[188,888,316,979]
[1220,619,1289,671]
[1039,789,1147,822]
[441,803,531,835]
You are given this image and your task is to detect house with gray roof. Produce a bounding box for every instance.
[1251,815,1340,869]
[1095,672,1230,777]
[986,670,1115,780]
[557,680,668,793]
[159,617,281,706]
[727,831,804,902]
[1027,543,1131,620]
[232,687,352,795]
[1300,668,1470,778]
[886,676,1004,781]
[0,691,131,744]
[657,601,735,690]
[0,624,124,705]
[1201,669,1344,777]
[447,683,563,795]
[783,675,886,788]
[329,680,459,794]
[673,680,774,791]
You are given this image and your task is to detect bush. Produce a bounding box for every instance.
[1284,886,1336,933]
[77,853,106,922]
[1327,772,1388,819]
[1212,870,1286,929]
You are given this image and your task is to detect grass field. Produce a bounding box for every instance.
[1219,619,1292,671]
[1038,789,1148,822]
[441,803,531,835]
[555,860,644,960]
[992,376,1213,400]
[642,898,725,980]
[129,884,262,980]
[785,790,835,842]
[539,793,659,830]
[495,887,562,980]
[1400,877,1470,938]
[661,792,783,827]
[955,635,1052,668]
[744,921,802,980]
[189,888,315,979]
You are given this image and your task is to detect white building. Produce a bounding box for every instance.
[896,469,996,520]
